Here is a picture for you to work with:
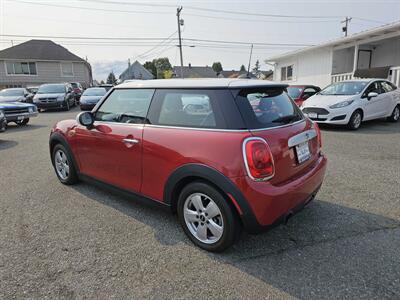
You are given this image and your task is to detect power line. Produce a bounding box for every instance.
[0,34,313,47]
[10,0,171,15]
[136,31,177,59]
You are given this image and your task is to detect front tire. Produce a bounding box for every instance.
[387,105,400,122]
[63,100,70,111]
[347,110,362,130]
[52,144,78,185]
[177,181,240,252]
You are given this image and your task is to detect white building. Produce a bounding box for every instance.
[266,21,400,88]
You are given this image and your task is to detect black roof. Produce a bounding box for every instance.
[0,40,85,62]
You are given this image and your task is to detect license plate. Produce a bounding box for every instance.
[17,115,25,120]
[295,141,311,164]
[307,112,317,119]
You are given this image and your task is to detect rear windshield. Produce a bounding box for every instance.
[0,89,24,96]
[83,88,106,96]
[287,87,303,99]
[235,88,303,129]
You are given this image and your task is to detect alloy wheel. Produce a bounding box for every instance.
[353,112,362,128]
[183,193,224,244]
[55,149,70,180]
[394,107,400,121]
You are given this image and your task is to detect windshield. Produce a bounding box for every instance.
[38,84,65,94]
[236,88,303,129]
[287,87,303,99]
[0,89,24,96]
[320,81,368,95]
[83,88,106,96]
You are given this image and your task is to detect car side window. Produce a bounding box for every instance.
[363,82,381,97]
[148,89,225,128]
[381,81,394,93]
[95,89,155,124]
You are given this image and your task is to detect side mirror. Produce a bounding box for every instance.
[77,112,94,127]
[367,92,378,100]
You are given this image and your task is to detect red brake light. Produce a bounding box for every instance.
[313,122,322,148]
[243,137,274,181]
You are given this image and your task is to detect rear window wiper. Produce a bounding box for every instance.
[272,114,301,123]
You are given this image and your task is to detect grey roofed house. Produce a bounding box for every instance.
[0,39,92,89]
[119,60,154,81]
[173,64,217,78]
[219,70,257,79]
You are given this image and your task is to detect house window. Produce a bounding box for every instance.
[61,62,73,76]
[5,61,37,75]
[280,65,294,81]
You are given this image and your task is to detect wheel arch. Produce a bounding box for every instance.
[49,132,80,173]
[163,163,258,230]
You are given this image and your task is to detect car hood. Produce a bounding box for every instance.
[35,93,65,98]
[0,96,24,102]
[0,102,36,109]
[80,95,103,103]
[303,94,357,107]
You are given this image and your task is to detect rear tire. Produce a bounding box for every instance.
[52,144,78,185]
[387,105,400,122]
[177,181,241,252]
[347,110,362,130]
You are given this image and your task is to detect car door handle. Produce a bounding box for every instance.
[123,138,139,145]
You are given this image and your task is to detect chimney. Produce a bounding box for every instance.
[128,59,131,67]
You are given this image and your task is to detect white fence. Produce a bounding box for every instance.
[331,66,400,87]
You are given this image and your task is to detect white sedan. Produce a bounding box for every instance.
[301,79,400,130]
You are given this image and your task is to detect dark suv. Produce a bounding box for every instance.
[34,83,76,111]
[49,79,327,252]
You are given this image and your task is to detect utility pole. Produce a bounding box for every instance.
[341,17,352,37]
[177,6,184,79]
[247,44,253,78]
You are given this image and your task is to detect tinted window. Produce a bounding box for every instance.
[95,89,154,124]
[381,81,394,93]
[287,87,303,99]
[235,88,303,129]
[148,89,228,128]
[363,82,381,96]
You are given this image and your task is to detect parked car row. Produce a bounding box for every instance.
[288,79,400,130]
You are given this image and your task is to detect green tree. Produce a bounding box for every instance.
[252,60,261,77]
[143,61,157,78]
[154,57,172,78]
[100,80,105,84]
[240,64,246,72]
[106,72,117,85]
[212,62,223,73]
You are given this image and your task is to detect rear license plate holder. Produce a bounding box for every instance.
[295,141,311,164]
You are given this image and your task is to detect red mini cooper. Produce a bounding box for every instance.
[50,79,327,252]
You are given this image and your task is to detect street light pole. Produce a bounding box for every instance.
[177,6,184,78]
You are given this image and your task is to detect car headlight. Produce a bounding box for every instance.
[0,110,4,118]
[329,100,354,109]
[28,107,34,113]
[57,95,65,101]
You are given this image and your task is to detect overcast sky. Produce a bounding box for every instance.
[0,0,399,80]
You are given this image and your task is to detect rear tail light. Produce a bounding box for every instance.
[243,137,275,181]
[313,122,322,148]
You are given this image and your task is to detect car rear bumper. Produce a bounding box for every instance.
[232,153,327,233]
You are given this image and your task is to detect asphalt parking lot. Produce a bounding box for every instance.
[0,107,399,299]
